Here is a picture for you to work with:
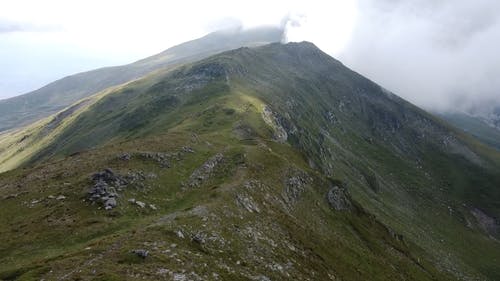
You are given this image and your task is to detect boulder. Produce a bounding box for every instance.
[326,186,352,211]
[118,153,131,161]
[132,249,149,258]
[135,201,146,208]
[104,198,117,210]
[182,146,195,153]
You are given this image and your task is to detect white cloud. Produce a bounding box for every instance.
[340,0,500,112]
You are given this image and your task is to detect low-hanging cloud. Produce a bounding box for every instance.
[339,0,500,113]
[0,19,61,33]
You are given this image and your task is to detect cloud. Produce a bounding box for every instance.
[0,19,62,33]
[338,0,500,113]
[281,1,358,56]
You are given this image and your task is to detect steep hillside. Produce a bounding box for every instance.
[1,42,499,280]
[440,111,500,150]
[0,27,283,132]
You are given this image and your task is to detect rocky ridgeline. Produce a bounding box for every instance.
[118,146,195,168]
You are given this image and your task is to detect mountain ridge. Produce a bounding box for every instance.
[0,41,499,280]
[0,27,284,132]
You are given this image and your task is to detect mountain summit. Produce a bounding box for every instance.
[0,41,499,280]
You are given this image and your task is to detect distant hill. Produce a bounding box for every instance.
[0,27,283,132]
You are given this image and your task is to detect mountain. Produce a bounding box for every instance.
[1,42,499,281]
[439,111,500,150]
[0,27,283,133]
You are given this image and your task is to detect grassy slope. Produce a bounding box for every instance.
[0,42,499,280]
[0,91,451,281]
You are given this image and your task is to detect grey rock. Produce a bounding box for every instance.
[182,146,195,153]
[135,201,146,208]
[236,194,260,213]
[125,171,147,183]
[188,153,224,188]
[91,169,128,187]
[137,152,171,168]
[325,110,338,124]
[118,153,131,161]
[327,186,352,211]
[262,105,288,143]
[470,208,499,237]
[88,169,134,209]
[192,232,206,244]
[282,170,312,204]
[131,249,149,258]
[104,198,117,210]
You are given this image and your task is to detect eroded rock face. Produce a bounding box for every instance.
[262,106,288,143]
[188,153,224,188]
[471,208,499,238]
[326,186,352,211]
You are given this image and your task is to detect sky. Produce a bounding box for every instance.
[1,0,499,113]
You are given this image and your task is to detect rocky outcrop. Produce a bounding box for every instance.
[470,208,499,238]
[188,153,224,188]
[282,169,312,205]
[136,152,172,168]
[236,194,261,213]
[132,249,149,259]
[117,147,195,167]
[262,106,288,143]
[88,168,127,210]
[87,167,160,210]
[326,186,352,211]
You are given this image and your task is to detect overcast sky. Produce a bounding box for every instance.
[1,0,499,113]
